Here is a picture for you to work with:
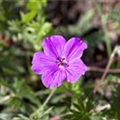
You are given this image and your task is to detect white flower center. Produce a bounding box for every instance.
[56,57,69,69]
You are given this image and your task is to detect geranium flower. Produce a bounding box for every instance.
[31,35,87,88]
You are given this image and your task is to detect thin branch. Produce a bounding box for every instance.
[87,66,120,73]
[90,104,111,113]
[0,94,15,104]
[94,46,120,93]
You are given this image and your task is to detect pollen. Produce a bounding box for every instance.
[57,57,69,69]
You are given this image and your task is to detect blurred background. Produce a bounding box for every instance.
[0,0,120,120]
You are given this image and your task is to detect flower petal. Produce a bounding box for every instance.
[66,59,87,83]
[42,35,66,58]
[31,52,56,74]
[63,37,87,60]
[42,68,66,88]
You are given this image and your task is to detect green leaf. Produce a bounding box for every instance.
[69,9,96,35]
[21,11,37,23]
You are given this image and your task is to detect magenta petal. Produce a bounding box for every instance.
[42,68,66,88]
[63,37,87,60]
[66,59,87,83]
[42,35,66,58]
[31,52,56,74]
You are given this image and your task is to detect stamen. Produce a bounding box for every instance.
[56,57,69,69]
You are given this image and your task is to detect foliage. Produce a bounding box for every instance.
[8,0,52,51]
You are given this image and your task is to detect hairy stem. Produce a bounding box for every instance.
[30,88,57,120]
[92,0,112,57]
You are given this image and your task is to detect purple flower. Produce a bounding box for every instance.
[31,35,87,88]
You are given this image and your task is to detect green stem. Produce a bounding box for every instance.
[30,88,57,120]
[92,0,112,57]
[42,88,56,109]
